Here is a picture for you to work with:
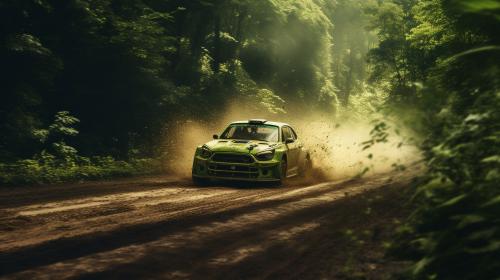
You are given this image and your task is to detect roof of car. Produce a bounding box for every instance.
[230,120,291,127]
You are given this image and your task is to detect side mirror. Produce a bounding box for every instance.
[213,134,219,139]
[285,137,294,144]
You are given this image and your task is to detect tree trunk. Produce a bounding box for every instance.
[212,12,221,73]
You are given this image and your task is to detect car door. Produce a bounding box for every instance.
[289,126,305,167]
[282,126,299,174]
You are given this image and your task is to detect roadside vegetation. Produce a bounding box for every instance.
[0,110,161,184]
[1,0,498,278]
[365,1,500,279]
[1,0,370,185]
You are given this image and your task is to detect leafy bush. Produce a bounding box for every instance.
[393,92,500,279]
[0,111,163,186]
[369,0,500,278]
[0,156,162,185]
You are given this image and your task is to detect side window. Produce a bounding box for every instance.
[282,127,292,142]
[290,127,298,140]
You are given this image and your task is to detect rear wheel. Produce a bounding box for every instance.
[300,154,312,176]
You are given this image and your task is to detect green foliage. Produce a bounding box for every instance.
[0,156,161,185]
[2,0,379,185]
[402,91,500,280]
[33,111,80,163]
[366,0,500,279]
[255,89,286,114]
[330,0,376,105]
[0,2,497,279]
[0,110,162,185]
[1,0,363,161]
[48,111,80,138]
[364,0,425,100]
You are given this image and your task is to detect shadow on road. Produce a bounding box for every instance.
[0,171,416,279]
[0,178,361,276]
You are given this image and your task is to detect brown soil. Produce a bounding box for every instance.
[0,167,421,279]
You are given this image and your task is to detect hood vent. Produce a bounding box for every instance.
[232,140,249,144]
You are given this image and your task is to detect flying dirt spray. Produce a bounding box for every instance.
[164,100,420,182]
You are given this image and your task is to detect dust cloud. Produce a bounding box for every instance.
[163,101,421,181]
[293,118,420,180]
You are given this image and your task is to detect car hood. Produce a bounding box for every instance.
[203,139,280,155]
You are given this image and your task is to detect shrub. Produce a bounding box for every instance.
[0,155,162,186]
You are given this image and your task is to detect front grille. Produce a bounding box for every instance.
[211,153,254,163]
[207,162,258,179]
[208,170,258,179]
[209,164,258,172]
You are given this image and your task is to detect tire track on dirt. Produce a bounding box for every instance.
[75,175,411,280]
[0,177,187,209]
[0,176,361,253]
[0,172,409,278]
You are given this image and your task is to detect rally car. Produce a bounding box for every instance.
[192,119,312,185]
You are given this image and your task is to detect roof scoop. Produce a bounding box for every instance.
[248,119,267,124]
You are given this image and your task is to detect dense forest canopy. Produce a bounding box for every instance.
[1,0,499,278]
[1,0,366,160]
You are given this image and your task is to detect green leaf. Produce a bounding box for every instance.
[412,257,433,276]
[438,194,467,208]
[459,0,500,13]
[456,214,486,229]
[465,240,500,254]
[485,169,500,181]
[466,228,496,241]
[444,46,500,64]
[481,155,500,163]
[482,195,500,208]
[6,34,52,55]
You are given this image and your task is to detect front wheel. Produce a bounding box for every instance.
[278,159,288,186]
[192,176,208,186]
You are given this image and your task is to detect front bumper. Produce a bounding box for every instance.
[192,156,281,181]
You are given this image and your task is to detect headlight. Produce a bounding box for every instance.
[255,150,275,161]
[200,146,212,158]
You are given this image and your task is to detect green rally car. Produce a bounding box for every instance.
[192,119,312,185]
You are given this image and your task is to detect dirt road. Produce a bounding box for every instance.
[0,169,419,279]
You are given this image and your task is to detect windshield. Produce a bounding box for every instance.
[220,124,279,142]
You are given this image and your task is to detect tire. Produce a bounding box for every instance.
[300,154,312,176]
[278,158,287,186]
[192,176,208,186]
